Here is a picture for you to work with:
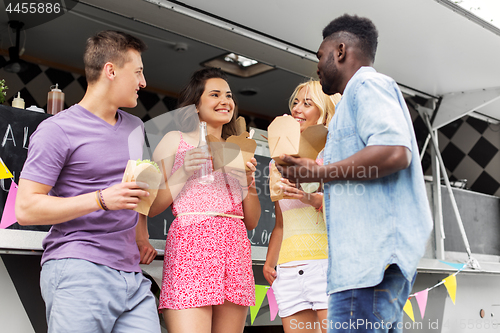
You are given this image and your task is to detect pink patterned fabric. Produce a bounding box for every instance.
[159,133,255,310]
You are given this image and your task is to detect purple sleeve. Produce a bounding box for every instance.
[20,120,70,187]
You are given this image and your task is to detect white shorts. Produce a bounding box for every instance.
[272,259,329,318]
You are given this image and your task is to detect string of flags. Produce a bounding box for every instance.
[3,156,282,325]
[250,285,278,325]
[253,259,469,325]
[403,259,470,322]
[0,156,479,325]
[1,157,278,326]
[0,157,18,229]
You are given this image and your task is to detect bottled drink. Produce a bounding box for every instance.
[11,92,24,109]
[47,84,65,115]
[198,121,214,184]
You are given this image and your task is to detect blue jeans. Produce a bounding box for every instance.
[327,265,414,333]
[41,258,161,333]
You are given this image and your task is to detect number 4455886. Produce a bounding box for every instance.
[5,2,61,14]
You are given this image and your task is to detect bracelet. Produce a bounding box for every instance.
[95,190,104,210]
[241,178,256,190]
[316,204,323,212]
[98,190,109,211]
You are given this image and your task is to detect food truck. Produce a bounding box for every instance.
[1,0,500,332]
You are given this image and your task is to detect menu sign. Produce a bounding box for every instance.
[0,104,51,231]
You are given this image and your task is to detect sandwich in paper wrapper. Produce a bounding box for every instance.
[269,162,294,202]
[267,115,327,201]
[122,159,163,215]
[269,162,322,202]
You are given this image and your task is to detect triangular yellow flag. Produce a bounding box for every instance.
[443,275,457,304]
[0,159,14,180]
[403,299,415,322]
[250,285,269,325]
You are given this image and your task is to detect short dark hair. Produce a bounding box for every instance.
[84,30,147,84]
[322,14,378,63]
[177,67,238,139]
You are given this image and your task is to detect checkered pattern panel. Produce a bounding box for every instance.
[409,105,500,197]
[0,56,178,121]
[2,56,499,197]
[0,56,270,129]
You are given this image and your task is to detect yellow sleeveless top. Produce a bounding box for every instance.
[277,183,328,265]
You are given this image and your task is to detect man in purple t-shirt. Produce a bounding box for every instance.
[16,31,161,332]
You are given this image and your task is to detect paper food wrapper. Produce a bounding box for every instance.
[267,115,328,165]
[269,162,294,202]
[207,117,257,172]
[122,160,162,215]
[269,163,322,202]
[235,116,247,136]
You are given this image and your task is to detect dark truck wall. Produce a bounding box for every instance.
[0,105,51,232]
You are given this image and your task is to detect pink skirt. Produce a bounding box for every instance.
[159,216,255,310]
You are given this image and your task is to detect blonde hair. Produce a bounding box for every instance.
[288,80,341,126]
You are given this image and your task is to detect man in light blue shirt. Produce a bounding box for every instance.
[278,14,433,332]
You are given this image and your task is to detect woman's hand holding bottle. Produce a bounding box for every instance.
[183,148,209,177]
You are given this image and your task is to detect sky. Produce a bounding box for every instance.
[454,0,500,29]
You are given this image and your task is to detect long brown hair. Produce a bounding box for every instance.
[177,67,238,139]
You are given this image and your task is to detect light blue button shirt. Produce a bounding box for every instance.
[323,66,433,294]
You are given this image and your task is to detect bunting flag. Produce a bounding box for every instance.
[414,289,429,319]
[404,259,469,322]
[253,262,468,325]
[440,260,466,271]
[443,275,457,304]
[267,287,279,321]
[0,181,18,229]
[250,285,269,325]
[0,158,14,179]
[403,299,415,322]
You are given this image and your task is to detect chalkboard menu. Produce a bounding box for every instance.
[0,105,51,231]
[247,154,275,247]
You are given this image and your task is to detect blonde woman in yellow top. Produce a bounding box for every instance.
[264,80,340,333]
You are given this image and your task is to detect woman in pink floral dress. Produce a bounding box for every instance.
[149,68,261,333]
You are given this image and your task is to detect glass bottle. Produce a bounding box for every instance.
[198,121,214,184]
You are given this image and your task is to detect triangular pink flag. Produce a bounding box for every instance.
[0,181,18,229]
[267,287,279,321]
[415,289,429,319]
